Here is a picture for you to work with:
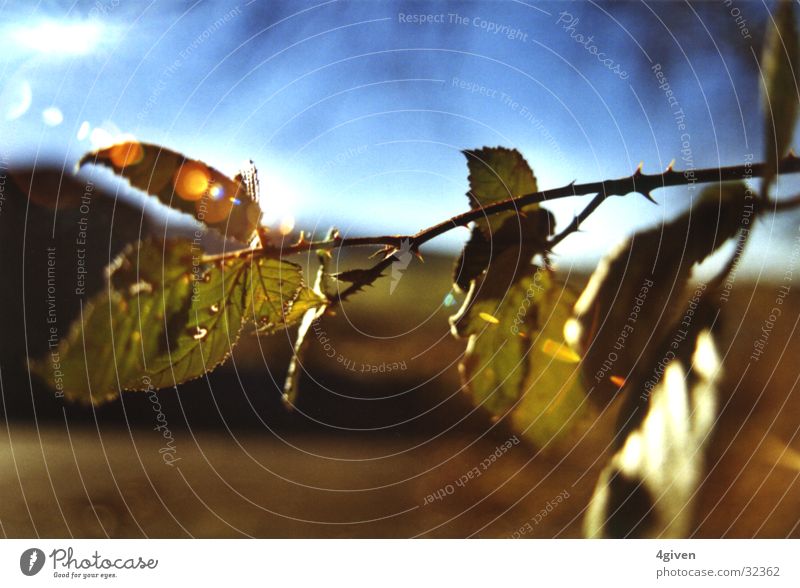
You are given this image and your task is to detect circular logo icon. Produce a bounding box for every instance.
[20,548,46,576]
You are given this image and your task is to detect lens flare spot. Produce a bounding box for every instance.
[109,141,144,168]
[478,312,500,325]
[42,106,63,126]
[199,196,234,224]
[174,161,210,201]
[542,338,581,363]
[1,79,32,121]
[208,183,225,200]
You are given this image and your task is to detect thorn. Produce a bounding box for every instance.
[788,149,799,161]
[371,245,393,259]
[665,159,675,172]
[413,249,425,263]
[640,190,658,205]
[634,161,644,176]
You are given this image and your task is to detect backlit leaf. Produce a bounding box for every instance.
[79,142,262,244]
[454,147,551,292]
[463,147,538,234]
[584,298,720,538]
[30,239,317,404]
[450,256,588,447]
[251,264,327,334]
[564,182,750,402]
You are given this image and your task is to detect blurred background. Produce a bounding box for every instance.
[0,0,799,537]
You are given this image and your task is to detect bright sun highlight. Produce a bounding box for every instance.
[12,21,102,55]
[257,169,299,234]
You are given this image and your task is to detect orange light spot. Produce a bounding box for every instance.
[479,312,500,325]
[542,338,581,363]
[199,196,233,223]
[109,141,144,168]
[610,375,626,388]
[174,161,211,201]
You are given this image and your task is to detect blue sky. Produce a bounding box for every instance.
[1,0,798,276]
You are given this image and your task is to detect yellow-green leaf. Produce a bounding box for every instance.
[450,256,588,447]
[30,239,317,404]
[464,147,538,215]
[455,147,551,293]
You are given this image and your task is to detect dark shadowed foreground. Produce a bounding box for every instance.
[0,168,798,537]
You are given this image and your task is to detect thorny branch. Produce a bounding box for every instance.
[202,155,800,267]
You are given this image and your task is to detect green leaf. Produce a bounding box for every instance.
[143,252,248,389]
[463,147,538,232]
[763,0,799,187]
[30,239,317,404]
[30,239,194,403]
[251,262,327,334]
[449,147,576,446]
[450,255,588,447]
[565,182,750,402]
[79,142,263,244]
[455,147,552,293]
[508,279,587,448]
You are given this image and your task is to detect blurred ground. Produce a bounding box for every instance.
[0,168,799,537]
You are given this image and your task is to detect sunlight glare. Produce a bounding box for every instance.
[12,21,102,55]
[278,215,295,235]
[258,169,299,228]
[76,121,91,141]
